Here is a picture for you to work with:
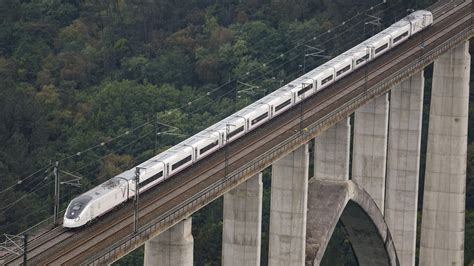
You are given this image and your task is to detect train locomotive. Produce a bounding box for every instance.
[63,10,432,228]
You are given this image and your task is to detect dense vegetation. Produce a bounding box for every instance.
[0,0,472,265]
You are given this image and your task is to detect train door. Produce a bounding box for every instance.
[90,203,95,219]
[368,46,375,60]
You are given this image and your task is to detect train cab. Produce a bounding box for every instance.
[408,10,433,35]
[63,195,93,228]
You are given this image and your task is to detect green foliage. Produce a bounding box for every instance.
[112,245,144,265]
[192,198,223,265]
[466,210,474,265]
[468,143,474,209]
[321,222,357,266]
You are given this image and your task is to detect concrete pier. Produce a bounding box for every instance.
[222,173,263,265]
[314,118,351,181]
[419,42,470,266]
[144,218,193,266]
[352,94,389,212]
[385,72,424,266]
[269,144,309,265]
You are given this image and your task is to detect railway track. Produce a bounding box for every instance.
[1,1,472,264]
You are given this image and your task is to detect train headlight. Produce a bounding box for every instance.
[75,217,80,222]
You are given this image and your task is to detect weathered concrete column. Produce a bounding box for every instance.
[144,218,193,266]
[222,173,263,265]
[269,144,309,265]
[385,71,424,266]
[314,118,351,181]
[420,42,470,266]
[352,93,389,212]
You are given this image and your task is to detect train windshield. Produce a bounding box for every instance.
[65,195,92,219]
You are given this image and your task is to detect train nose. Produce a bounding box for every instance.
[63,216,82,228]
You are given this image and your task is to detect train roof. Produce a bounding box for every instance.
[407,10,432,20]
[80,176,129,200]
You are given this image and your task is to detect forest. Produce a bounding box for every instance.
[0,0,472,265]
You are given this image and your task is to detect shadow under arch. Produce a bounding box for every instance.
[305,179,399,266]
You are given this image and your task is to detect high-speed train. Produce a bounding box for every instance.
[63,10,432,228]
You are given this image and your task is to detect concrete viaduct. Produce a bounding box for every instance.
[144,42,469,265]
[143,2,471,266]
[0,0,471,265]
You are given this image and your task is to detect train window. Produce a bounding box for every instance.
[297,84,313,96]
[227,126,244,139]
[275,99,291,112]
[375,43,389,54]
[172,155,192,171]
[321,75,334,85]
[200,140,218,155]
[65,195,92,219]
[356,54,370,65]
[139,171,163,188]
[251,112,269,125]
[393,31,409,43]
[336,65,351,76]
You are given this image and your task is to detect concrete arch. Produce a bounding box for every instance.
[305,178,399,266]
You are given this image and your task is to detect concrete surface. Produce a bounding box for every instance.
[419,42,470,266]
[269,144,309,266]
[305,179,398,266]
[222,173,263,265]
[144,218,193,266]
[314,118,351,181]
[352,93,389,212]
[384,71,424,266]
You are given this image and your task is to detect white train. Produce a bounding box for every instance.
[63,10,432,228]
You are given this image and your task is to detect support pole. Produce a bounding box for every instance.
[23,234,27,266]
[299,94,305,131]
[53,161,59,226]
[314,117,351,181]
[269,144,309,265]
[385,71,424,266]
[419,41,470,266]
[222,173,263,265]
[134,167,141,233]
[144,218,193,266]
[225,124,233,178]
[352,94,389,212]
[154,115,158,155]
